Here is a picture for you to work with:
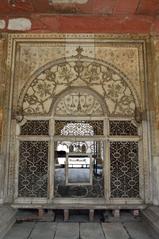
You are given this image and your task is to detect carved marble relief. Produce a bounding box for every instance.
[55,89,104,116]
[110,141,139,198]
[5,34,147,202]
[8,35,144,116]
[18,48,138,117]
[95,46,141,97]
[15,43,65,97]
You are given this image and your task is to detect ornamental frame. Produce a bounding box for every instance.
[3,33,151,206]
[14,116,144,205]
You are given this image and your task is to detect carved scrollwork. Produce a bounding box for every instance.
[19,48,138,117]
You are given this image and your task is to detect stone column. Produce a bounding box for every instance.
[149,37,159,205]
[0,37,6,204]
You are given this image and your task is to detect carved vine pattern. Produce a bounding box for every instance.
[19,49,137,117]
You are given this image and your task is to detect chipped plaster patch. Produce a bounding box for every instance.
[0,20,5,29]
[8,18,31,31]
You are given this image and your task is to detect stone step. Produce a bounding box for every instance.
[3,222,35,239]
[124,221,155,239]
[142,206,159,238]
[29,222,57,239]
[102,223,129,239]
[54,223,79,239]
[0,206,16,239]
[80,223,105,239]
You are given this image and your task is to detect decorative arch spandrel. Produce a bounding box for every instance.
[18,47,140,117]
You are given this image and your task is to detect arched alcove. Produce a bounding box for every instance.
[15,49,143,207]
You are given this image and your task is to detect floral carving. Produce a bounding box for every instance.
[20,50,137,116]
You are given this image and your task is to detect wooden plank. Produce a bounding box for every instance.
[102,223,129,239]
[4,222,35,239]
[80,223,105,239]
[54,223,79,239]
[124,222,154,239]
[29,222,57,239]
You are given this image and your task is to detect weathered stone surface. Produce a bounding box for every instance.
[29,222,57,239]
[4,221,159,239]
[0,206,16,239]
[54,223,79,239]
[80,223,105,239]
[124,222,154,239]
[102,223,129,239]
[4,222,35,239]
[142,206,159,236]
[8,18,31,31]
[0,20,5,29]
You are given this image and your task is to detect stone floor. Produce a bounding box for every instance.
[3,211,158,239]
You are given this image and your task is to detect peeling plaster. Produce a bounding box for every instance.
[8,18,31,31]
[0,20,5,29]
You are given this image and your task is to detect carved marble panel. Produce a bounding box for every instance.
[19,49,137,116]
[20,120,49,135]
[5,34,147,203]
[95,46,141,97]
[55,89,104,116]
[18,141,48,198]
[110,141,139,198]
[109,121,138,136]
[7,34,144,117]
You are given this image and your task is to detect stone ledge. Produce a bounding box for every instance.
[142,206,159,238]
[0,205,16,239]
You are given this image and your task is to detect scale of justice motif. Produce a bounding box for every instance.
[55,90,104,116]
[20,47,136,117]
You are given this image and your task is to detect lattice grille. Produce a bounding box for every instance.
[110,121,138,136]
[18,141,48,197]
[21,120,49,135]
[110,141,139,198]
[55,121,103,136]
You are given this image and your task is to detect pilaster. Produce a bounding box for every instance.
[149,36,159,205]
